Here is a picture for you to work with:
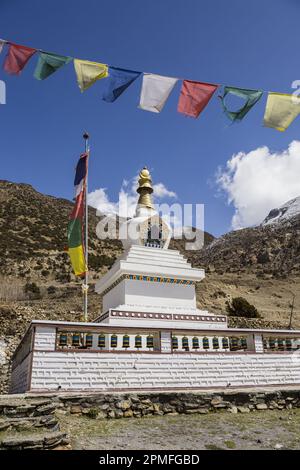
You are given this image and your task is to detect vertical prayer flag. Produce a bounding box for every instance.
[178,80,219,118]
[3,43,36,75]
[0,40,5,55]
[103,67,141,102]
[263,92,300,131]
[220,86,263,122]
[67,222,86,276]
[74,59,108,92]
[139,73,178,113]
[67,152,88,276]
[34,52,72,80]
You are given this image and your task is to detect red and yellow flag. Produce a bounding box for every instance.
[67,153,88,276]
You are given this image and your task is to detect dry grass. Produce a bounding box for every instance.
[0,276,27,301]
[58,409,300,450]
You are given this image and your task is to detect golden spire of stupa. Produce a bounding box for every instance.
[136,167,154,210]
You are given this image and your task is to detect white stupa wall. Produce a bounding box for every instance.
[102,279,197,312]
[27,351,300,392]
[102,281,125,312]
[97,245,205,318]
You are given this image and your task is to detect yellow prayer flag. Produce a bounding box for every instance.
[74,59,108,92]
[68,245,87,276]
[263,92,300,131]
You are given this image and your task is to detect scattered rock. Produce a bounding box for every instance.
[256,404,268,410]
[184,402,200,410]
[237,406,250,413]
[152,403,161,413]
[116,400,131,411]
[0,421,11,431]
[114,410,124,419]
[229,406,238,414]
[211,397,223,406]
[34,403,56,416]
[70,405,82,414]
[55,409,67,415]
[274,443,284,450]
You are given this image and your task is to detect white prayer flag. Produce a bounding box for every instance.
[139,73,178,113]
[0,40,5,55]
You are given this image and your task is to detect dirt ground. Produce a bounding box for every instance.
[58,409,300,450]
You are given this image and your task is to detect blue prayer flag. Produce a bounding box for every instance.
[74,153,88,186]
[103,67,141,102]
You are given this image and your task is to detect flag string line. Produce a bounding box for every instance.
[0,37,292,96]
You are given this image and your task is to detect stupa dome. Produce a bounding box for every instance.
[119,167,171,250]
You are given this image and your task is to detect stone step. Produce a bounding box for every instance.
[0,414,59,432]
[0,400,57,418]
[0,431,70,450]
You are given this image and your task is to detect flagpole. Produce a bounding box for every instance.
[83,131,89,322]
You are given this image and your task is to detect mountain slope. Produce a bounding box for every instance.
[188,216,300,279]
[183,209,300,327]
[262,196,300,226]
[0,180,123,282]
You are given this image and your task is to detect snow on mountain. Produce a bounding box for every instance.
[262,196,300,226]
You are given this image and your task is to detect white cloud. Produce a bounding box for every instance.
[87,188,118,215]
[217,140,300,229]
[153,183,177,199]
[88,174,177,219]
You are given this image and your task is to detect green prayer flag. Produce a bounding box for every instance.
[67,218,82,248]
[34,52,72,80]
[220,86,263,122]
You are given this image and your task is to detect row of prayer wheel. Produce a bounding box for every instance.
[172,336,247,351]
[58,333,249,351]
[264,337,294,351]
[58,333,155,349]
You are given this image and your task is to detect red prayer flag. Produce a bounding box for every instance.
[3,43,36,75]
[178,80,219,118]
[70,191,84,220]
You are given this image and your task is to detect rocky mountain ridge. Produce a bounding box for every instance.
[262,196,300,226]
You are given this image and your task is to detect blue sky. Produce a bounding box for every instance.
[1,0,300,236]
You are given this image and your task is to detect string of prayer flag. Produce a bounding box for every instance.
[1,36,300,132]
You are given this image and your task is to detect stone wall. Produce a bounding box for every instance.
[0,337,17,395]
[54,389,300,417]
[1,389,300,422]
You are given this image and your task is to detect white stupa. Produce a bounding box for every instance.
[95,167,227,330]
